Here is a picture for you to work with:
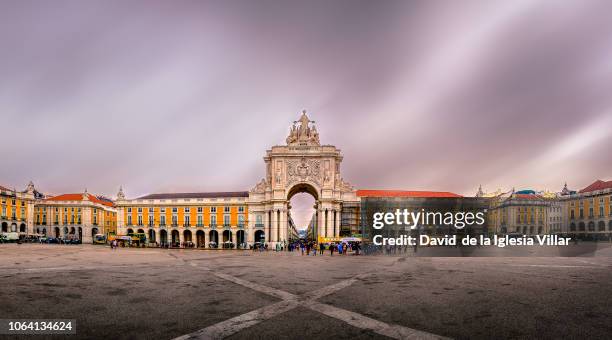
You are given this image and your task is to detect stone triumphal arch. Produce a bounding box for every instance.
[248,111,359,246]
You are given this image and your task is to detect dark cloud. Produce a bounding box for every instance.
[1,0,611,227]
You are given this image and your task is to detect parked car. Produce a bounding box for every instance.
[0,232,19,243]
[93,234,107,245]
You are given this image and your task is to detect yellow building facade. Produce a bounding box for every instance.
[0,182,37,234]
[560,180,612,239]
[486,191,551,235]
[115,189,249,248]
[34,190,117,242]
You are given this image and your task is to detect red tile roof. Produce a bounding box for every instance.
[356,190,463,198]
[579,179,612,193]
[45,193,115,207]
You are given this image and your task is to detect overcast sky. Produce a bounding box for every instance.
[2,0,612,227]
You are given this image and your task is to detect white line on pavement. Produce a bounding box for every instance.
[174,300,299,340]
[175,264,451,340]
[213,272,297,301]
[303,301,450,340]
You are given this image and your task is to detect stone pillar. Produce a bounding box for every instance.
[318,208,326,239]
[27,200,35,234]
[179,228,185,247]
[82,226,93,244]
[326,209,333,238]
[279,208,287,247]
[335,209,341,237]
[270,210,277,243]
[265,210,271,244]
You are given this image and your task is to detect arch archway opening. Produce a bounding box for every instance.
[184,230,192,245]
[287,183,319,201]
[196,230,205,248]
[160,229,168,246]
[236,230,245,248]
[222,230,233,248]
[288,190,317,243]
[209,230,219,248]
[171,230,179,247]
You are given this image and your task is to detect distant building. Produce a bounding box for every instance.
[560,179,612,239]
[115,190,249,248]
[35,189,117,242]
[0,181,37,234]
[488,190,551,235]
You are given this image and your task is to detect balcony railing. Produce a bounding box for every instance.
[183,223,191,227]
[255,223,264,228]
[196,223,204,227]
[171,223,178,227]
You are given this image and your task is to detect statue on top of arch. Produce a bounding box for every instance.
[286,110,320,146]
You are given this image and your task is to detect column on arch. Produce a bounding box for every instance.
[270,209,277,243]
[335,208,341,237]
[319,208,327,238]
[276,209,281,243]
[326,209,334,238]
[264,210,269,244]
[319,208,326,238]
[279,208,287,244]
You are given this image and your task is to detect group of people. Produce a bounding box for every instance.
[286,240,361,256]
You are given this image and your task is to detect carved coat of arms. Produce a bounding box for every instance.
[286,158,320,186]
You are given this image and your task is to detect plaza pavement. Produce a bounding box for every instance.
[1,243,611,339]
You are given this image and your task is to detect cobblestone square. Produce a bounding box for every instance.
[2,244,611,339]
